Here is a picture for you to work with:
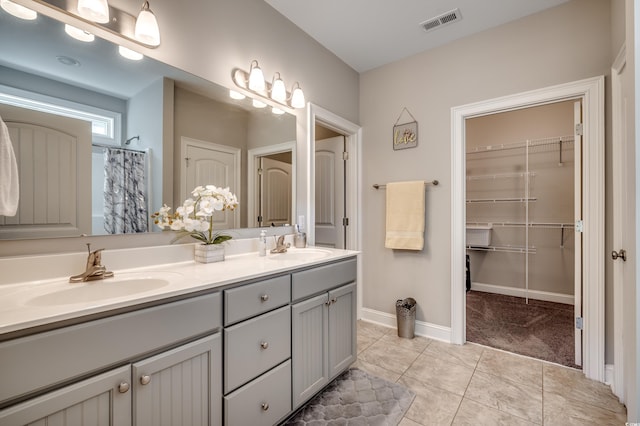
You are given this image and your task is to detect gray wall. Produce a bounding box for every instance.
[359,0,614,331]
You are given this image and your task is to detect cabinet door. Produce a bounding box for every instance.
[132,334,221,426]
[0,365,131,426]
[328,282,357,379]
[291,293,329,409]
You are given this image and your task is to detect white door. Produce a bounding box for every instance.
[611,48,630,403]
[260,156,292,227]
[181,137,240,230]
[573,101,583,367]
[0,103,92,239]
[315,136,345,248]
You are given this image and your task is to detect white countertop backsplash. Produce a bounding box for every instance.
[0,236,359,336]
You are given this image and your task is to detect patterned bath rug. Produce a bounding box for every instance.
[284,368,415,426]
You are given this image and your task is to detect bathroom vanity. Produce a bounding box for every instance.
[0,245,358,426]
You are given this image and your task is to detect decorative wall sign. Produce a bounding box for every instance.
[393,107,418,150]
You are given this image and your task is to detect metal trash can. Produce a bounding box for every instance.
[395,298,417,338]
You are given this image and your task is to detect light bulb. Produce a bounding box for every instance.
[252,99,267,109]
[119,46,143,61]
[270,73,286,103]
[229,90,245,100]
[248,61,265,92]
[77,0,109,23]
[290,83,305,108]
[1,0,37,20]
[135,1,160,46]
[65,24,95,42]
[272,107,285,115]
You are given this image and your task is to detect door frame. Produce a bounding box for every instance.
[611,44,626,402]
[307,104,362,317]
[451,76,605,382]
[247,141,296,228]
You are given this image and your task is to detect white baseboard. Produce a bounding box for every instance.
[605,363,614,386]
[471,282,574,305]
[360,307,452,343]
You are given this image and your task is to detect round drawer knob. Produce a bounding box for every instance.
[118,382,130,393]
[140,375,151,385]
[260,294,269,302]
[260,341,269,350]
[261,403,270,411]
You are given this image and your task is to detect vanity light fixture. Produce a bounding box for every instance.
[0,0,37,20]
[118,45,143,60]
[270,73,287,103]
[252,99,267,109]
[65,24,95,42]
[290,82,305,108]
[134,1,160,46]
[248,60,266,92]
[229,90,246,100]
[233,60,306,111]
[32,0,162,50]
[77,0,109,23]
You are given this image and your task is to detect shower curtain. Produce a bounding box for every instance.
[103,147,148,234]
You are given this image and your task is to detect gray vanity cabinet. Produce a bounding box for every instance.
[222,275,292,426]
[0,335,221,426]
[133,334,221,426]
[0,292,223,426]
[0,365,132,426]
[291,259,357,409]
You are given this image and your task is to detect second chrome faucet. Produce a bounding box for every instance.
[270,235,291,254]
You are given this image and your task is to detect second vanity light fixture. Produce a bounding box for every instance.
[232,60,306,112]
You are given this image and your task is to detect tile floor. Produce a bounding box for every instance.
[353,320,627,425]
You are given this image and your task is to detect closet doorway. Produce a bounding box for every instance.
[451,76,605,381]
[464,100,582,368]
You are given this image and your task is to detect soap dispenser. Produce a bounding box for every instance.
[258,230,267,256]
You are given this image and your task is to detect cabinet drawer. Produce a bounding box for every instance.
[224,275,290,325]
[224,306,291,394]
[224,360,291,426]
[0,292,221,406]
[292,258,357,301]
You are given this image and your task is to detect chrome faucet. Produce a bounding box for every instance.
[69,244,114,283]
[270,235,291,254]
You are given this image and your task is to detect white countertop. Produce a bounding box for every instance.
[0,246,358,337]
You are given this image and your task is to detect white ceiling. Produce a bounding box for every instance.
[265,0,570,72]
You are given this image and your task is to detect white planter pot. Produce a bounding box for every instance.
[194,244,225,263]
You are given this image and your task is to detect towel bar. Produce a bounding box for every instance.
[373,180,439,189]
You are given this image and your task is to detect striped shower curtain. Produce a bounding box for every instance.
[103,147,148,234]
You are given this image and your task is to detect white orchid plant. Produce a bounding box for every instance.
[152,185,238,245]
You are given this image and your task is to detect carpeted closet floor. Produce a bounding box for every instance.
[466,290,579,368]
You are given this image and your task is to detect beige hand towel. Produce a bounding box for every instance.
[385,181,425,250]
[0,116,19,217]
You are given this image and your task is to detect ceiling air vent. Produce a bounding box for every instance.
[419,8,462,33]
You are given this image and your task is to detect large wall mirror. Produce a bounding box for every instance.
[0,7,296,241]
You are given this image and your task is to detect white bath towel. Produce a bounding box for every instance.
[385,180,425,250]
[0,115,19,216]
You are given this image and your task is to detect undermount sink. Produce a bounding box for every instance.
[26,272,181,307]
[268,248,333,262]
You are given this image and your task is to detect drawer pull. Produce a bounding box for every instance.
[260,294,270,302]
[261,402,270,411]
[260,341,269,350]
[140,375,151,385]
[118,382,130,393]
